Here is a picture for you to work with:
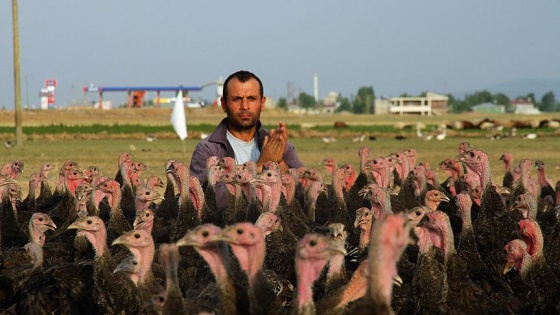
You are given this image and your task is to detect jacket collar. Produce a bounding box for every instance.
[209,117,267,149]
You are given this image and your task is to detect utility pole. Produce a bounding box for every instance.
[13,0,23,146]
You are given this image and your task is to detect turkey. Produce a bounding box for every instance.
[292,233,347,315]
[460,149,523,275]
[112,229,162,302]
[2,140,560,314]
[504,218,560,313]
[176,223,249,314]
[419,210,509,314]
[67,215,142,314]
[215,222,285,315]
[349,213,412,314]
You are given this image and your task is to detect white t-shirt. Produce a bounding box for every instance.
[226,130,261,165]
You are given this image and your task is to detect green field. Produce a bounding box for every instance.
[1,108,559,197]
[3,135,559,198]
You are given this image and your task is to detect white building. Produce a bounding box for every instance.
[511,98,540,114]
[374,92,449,115]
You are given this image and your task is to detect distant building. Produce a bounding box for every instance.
[471,102,506,114]
[511,98,540,114]
[264,97,276,108]
[94,100,113,110]
[374,92,449,115]
[322,91,339,114]
[285,91,337,114]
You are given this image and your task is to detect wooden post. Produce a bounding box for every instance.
[12,0,23,146]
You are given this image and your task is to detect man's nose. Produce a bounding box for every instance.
[240,98,250,110]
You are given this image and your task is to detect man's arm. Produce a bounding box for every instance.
[282,141,304,171]
[189,141,216,184]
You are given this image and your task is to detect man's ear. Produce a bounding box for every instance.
[260,96,266,112]
[221,98,226,112]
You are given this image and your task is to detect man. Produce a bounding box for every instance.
[190,70,304,186]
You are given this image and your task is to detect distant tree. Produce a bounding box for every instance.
[276,97,288,110]
[452,100,471,113]
[540,91,557,112]
[493,93,512,112]
[336,96,352,113]
[526,93,536,103]
[298,92,316,111]
[446,94,459,113]
[466,90,493,106]
[493,93,510,109]
[353,86,375,114]
[446,91,513,113]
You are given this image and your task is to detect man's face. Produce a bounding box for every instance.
[221,77,265,131]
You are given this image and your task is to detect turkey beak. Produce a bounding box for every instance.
[113,261,137,274]
[67,219,85,231]
[46,221,57,231]
[354,216,366,229]
[150,195,165,203]
[358,187,370,199]
[133,219,144,229]
[176,233,197,247]
[392,275,403,287]
[502,261,515,275]
[112,234,129,247]
[439,195,451,203]
[76,192,86,201]
[212,229,233,243]
[166,162,177,174]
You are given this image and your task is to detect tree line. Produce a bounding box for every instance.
[275,87,559,114]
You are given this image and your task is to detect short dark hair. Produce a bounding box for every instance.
[222,70,264,101]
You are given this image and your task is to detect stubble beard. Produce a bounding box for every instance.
[229,111,259,131]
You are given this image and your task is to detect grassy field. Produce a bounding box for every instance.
[1,107,559,197]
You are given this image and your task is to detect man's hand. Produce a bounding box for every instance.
[257,121,288,171]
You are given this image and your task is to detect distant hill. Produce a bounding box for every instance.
[454,78,560,101]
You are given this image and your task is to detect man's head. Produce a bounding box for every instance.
[221,70,266,132]
[222,70,263,101]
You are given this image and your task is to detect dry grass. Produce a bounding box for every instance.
[2,106,560,128]
[1,108,559,197]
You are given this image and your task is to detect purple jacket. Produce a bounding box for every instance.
[190,117,304,185]
[189,118,304,215]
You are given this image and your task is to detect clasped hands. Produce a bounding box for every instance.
[257,121,288,172]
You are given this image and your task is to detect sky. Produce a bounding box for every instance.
[1,1,559,109]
